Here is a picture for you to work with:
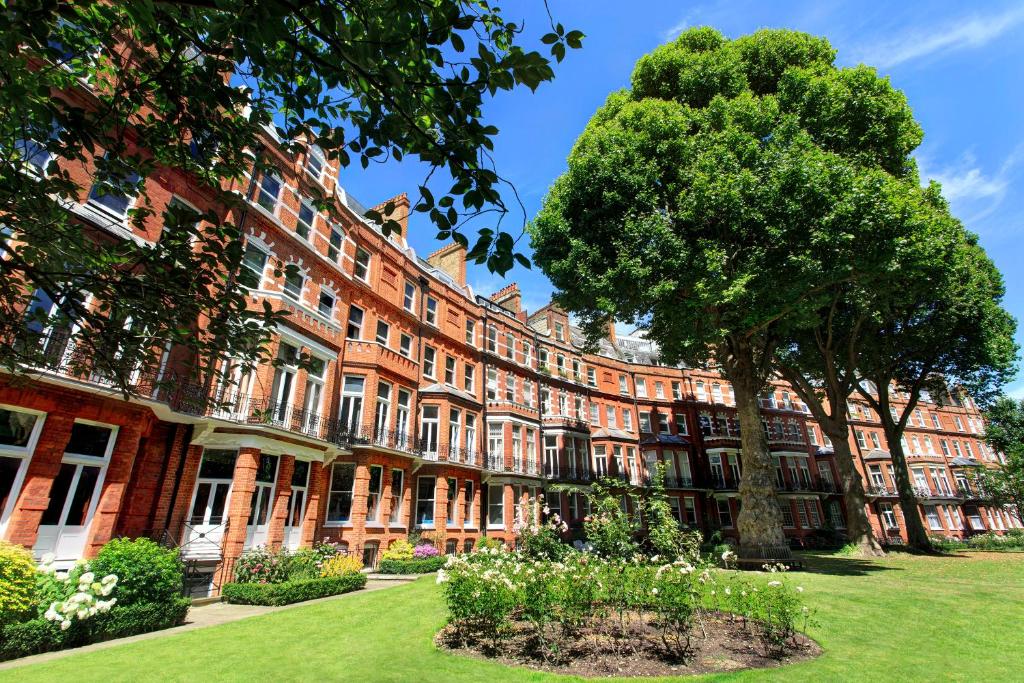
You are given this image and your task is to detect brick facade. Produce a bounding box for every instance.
[2,116,1019,595]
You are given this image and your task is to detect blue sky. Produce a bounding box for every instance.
[338,1,1024,396]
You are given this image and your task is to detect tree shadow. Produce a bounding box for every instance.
[791,551,904,576]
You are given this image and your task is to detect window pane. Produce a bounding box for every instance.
[189,482,211,525]
[64,465,100,525]
[0,408,38,448]
[65,423,112,458]
[292,460,310,487]
[0,455,24,514]
[198,450,237,479]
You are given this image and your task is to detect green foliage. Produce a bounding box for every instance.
[221,574,366,606]
[288,541,346,579]
[516,498,570,561]
[976,397,1024,516]
[0,3,584,393]
[578,478,641,559]
[473,536,505,552]
[640,463,697,560]
[233,547,291,584]
[89,538,183,608]
[380,539,415,562]
[377,557,447,575]
[929,531,1024,552]
[439,547,812,660]
[0,542,36,626]
[0,599,189,661]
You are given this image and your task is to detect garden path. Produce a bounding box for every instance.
[0,578,409,672]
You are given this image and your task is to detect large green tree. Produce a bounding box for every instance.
[0,1,581,394]
[530,27,931,552]
[976,396,1024,522]
[856,222,1018,549]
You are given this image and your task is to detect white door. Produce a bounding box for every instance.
[245,454,279,549]
[284,460,310,550]
[34,421,116,564]
[182,449,237,560]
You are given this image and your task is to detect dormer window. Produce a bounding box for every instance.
[305,144,326,180]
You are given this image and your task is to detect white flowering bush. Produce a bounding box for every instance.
[36,555,118,631]
[438,546,814,663]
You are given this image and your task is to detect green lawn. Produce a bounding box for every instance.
[4,551,1023,682]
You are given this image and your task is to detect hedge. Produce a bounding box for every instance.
[221,573,366,606]
[0,598,190,662]
[377,556,446,574]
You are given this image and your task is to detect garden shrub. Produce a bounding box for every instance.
[233,546,291,584]
[438,547,813,661]
[473,536,504,552]
[89,538,184,607]
[320,554,362,577]
[0,542,36,626]
[221,574,366,606]
[289,541,345,579]
[413,543,440,558]
[0,599,190,661]
[377,556,446,574]
[930,531,1024,551]
[380,538,415,562]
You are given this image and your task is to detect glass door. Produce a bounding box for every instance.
[183,449,237,559]
[284,460,310,549]
[34,422,116,563]
[245,454,279,549]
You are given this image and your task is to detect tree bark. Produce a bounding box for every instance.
[723,342,786,555]
[882,428,931,549]
[823,425,885,556]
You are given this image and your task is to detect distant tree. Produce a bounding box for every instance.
[856,225,1018,549]
[975,396,1024,524]
[0,1,582,393]
[530,27,930,552]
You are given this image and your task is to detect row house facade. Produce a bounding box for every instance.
[3,118,1020,596]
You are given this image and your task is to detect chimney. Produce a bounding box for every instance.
[490,283,522,315]
[426,242,467,287]
[606,319,617,345]
[370,192,410,238]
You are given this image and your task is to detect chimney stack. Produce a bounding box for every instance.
[426,242,467,287]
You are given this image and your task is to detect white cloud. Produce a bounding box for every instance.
[857,6,1024,69]
[918,146,1022,223]
[1005,381,1024,401]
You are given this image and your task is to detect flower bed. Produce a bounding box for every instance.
[221,574,367,606]
[377,556,447,574]
[221,541,365,605]
[0,538,189,662]
[435,549,819,677]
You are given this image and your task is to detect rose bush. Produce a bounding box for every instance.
[438,545,813,662]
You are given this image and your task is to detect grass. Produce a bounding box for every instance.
[3,551,1023,682]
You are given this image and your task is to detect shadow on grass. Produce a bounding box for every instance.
[793,551,903,576]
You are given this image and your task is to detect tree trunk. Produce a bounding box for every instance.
[883,431,931,549]
[823,425,885,556]
[725,346,786,556]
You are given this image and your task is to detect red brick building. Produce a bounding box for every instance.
[3,123,1018,595]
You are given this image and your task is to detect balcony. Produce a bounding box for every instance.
[343,340,418,382]
[865,483,898,498]
[545,465,593,483]
[912,485,960,501]
[709,477,738,492]
[701,427,741,442]
[956,483,990,500]
[541,414,590,432]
